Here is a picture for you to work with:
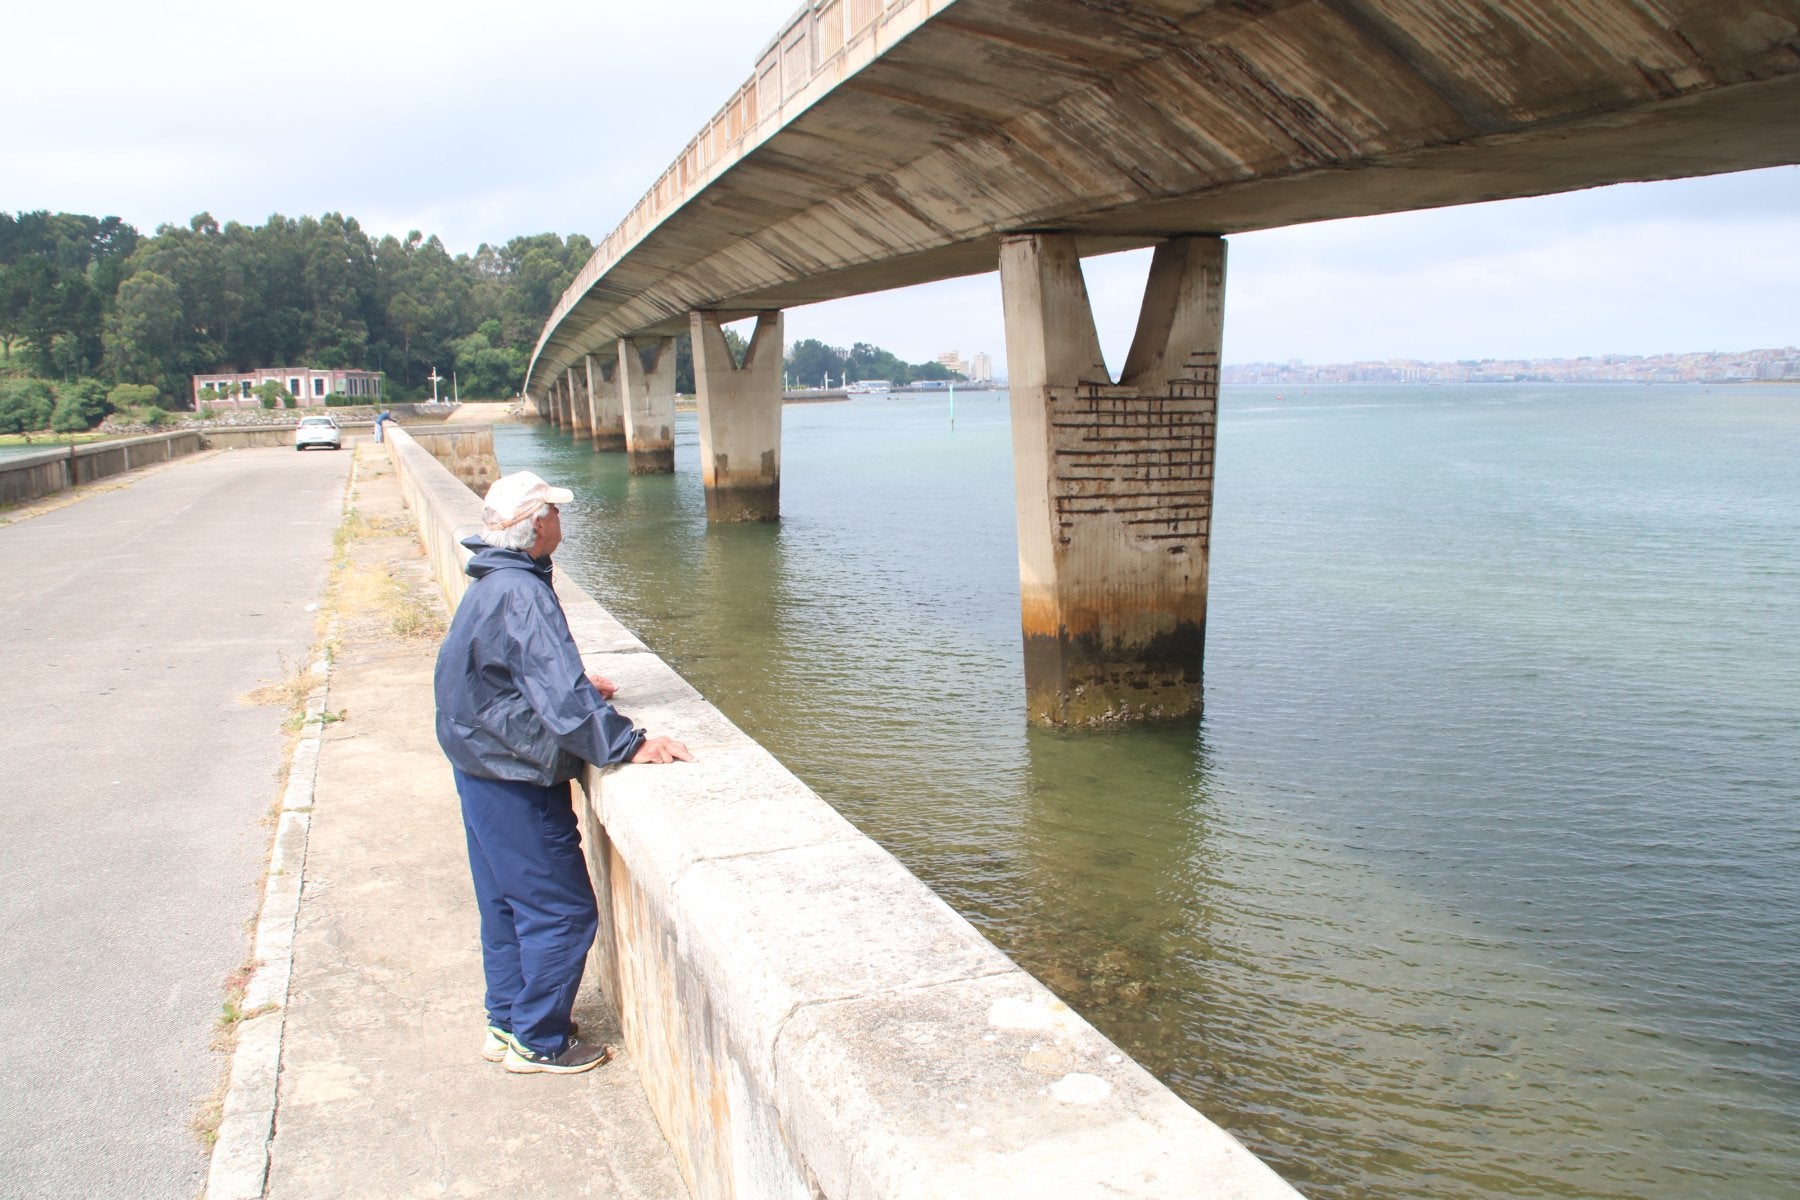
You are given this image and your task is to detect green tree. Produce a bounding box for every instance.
[103,269,182,396]
[722,326,748,363]
[784,338,966,388]
[848,341,911,383]
[118,213,236,394]
[448,326,524,398]
[909,359,964,382]
[484,232,593,353]
[786,338,844,388]
[674,332,693,394]
[108,382,160,409]
[387,290,423,357]
[254,380,294,410]
[50,377,110,432]
[15,207,610,409]
[0,212,138,376]
[0,377,54,434]
[0,263,36,360]
[300,213,377,367]
[374,230,475,394]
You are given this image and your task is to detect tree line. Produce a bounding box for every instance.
[784,338,965,388]
[0,209,595,431]
[0,208,966,437]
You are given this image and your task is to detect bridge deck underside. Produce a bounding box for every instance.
[530,0,1800,386]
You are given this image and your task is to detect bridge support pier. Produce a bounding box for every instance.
[553,376,570,431]
[618,336,677,474]
[566,367,591,439]
[692,310,783,522]
[584,353,626,451]
[999,233,1224,727]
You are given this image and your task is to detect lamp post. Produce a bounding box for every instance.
[427,366,443,404]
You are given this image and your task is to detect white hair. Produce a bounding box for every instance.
[480,501,550,552]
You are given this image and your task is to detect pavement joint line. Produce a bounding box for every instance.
[204,619,337,1199]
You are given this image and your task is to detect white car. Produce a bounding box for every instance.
[295,415,342,451]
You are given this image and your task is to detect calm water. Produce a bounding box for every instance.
[495,384,1800,1200]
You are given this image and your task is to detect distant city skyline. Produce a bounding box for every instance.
[919,344,1798,385]
[1223,345,1798,386]
[4,0,1795,374]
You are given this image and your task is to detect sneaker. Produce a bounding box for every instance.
[502,1037,614,1075]
[482,1020,580,1063]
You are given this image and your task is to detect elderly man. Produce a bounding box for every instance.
[434,470,692,1075]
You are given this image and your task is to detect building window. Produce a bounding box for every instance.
[288,378,300,395]
[240,380,252,397]
[313,378,325,397]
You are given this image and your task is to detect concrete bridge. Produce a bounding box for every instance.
[524,0,1800,724]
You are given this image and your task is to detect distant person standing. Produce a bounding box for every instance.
[434,471,693,1074]
[373,409,393,443]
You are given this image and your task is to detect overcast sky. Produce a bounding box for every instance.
[5,0,1794,373]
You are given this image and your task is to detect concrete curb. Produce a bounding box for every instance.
[202,619,340,1194]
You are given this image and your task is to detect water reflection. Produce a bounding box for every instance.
[991,716,1800,1200]
[996,724,1209,1018]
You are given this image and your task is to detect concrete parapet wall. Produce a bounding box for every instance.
[197,415,449,453]
[201,424,371,450]
[402,425,499,497]
[384,427,491,610]
[383,426,1301,1200]
[0,430,206,508]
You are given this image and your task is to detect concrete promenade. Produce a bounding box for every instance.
[0,438,685,1198]
[247,446,686,1198]
[0,446,347,1198]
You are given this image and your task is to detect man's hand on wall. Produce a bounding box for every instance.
[632,736,694,764]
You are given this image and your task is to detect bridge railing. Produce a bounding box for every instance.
[382,424,1302,1199]
[542,0,932,373]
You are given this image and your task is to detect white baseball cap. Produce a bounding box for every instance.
[482,471,574,530]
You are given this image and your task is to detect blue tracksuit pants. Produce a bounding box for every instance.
[453,769,599,1056]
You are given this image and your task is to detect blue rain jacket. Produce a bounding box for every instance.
[434,536,645,785]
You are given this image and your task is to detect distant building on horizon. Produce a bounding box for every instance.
[193,367,383,409]
[1220,345,1798,387]
[970,351,994,383]
[934,350,968,377]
